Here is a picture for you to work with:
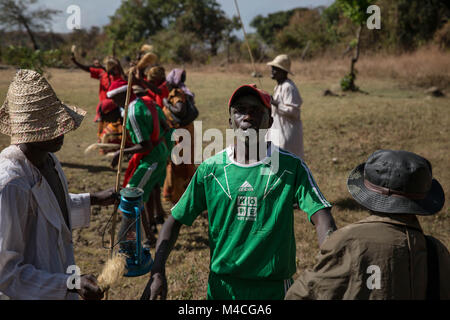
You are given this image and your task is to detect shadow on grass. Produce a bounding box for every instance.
[333,197,365,211]
[174,231,209,251]
[60,161,113,173]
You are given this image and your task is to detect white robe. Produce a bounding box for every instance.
[267,79,304,159]
[0,145,91,300]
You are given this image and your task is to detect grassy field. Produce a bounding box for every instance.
[0,54,449,299]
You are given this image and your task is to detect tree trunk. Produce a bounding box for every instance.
[350,25,362,77]
[348,24,363,91]
[21,18,39,50]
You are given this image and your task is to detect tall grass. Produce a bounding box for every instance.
[201,46,450,90]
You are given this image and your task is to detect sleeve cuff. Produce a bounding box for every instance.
[69,193,91,229]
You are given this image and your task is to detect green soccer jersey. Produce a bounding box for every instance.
[171,144,332,281]
[126,98,169,163]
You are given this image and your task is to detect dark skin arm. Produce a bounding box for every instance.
[310,208,337,246]
[70,54,91,73]
[140,215,182,300]
[110,140,154,169]
[90,187,119,206]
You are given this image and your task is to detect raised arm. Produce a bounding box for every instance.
[71,55,91,73]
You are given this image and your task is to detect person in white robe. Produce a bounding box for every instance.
[0,70,117,300]
[267,54,304,159]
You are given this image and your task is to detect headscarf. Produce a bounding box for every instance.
[167,68,194,98]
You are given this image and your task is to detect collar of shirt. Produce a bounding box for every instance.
[355,213,423,233]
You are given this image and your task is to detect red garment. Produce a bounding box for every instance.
[140,96,160,143]
[123,151,150,188]
[146,82,169,107]
[90,67,122,102]
[122,97,161,188]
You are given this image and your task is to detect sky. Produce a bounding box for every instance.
[35,0,334,34]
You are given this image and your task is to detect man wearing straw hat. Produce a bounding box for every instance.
[286,150,449,299]
[267,54,305,159]
[0,70,118,300]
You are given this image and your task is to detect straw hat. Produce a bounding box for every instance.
[0,69,86,144]
[267,54,293,75]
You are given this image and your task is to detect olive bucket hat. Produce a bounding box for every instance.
[0,69,86,144]
[347,150,445,215]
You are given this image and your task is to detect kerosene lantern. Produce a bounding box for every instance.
[117,187,153,277]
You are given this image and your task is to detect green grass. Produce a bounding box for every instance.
[0,67,448,300]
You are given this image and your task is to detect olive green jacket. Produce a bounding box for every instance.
[286,214,450,300]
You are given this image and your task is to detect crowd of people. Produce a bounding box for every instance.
[0,48,448,301]
[71,45,199,247]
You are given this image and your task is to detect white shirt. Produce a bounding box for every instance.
[0,145,91,300]
[267,79,304,159]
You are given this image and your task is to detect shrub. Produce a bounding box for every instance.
[1,46,62,74]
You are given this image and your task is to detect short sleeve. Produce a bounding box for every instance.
[295,161,332,222]
[127,100,153,144]
[89,67,104,80]
[171,165,207,226]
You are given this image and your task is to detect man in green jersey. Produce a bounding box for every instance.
[107,79,169,246]
[141,84,337,300]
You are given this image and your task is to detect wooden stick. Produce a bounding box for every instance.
[234,0,263,89]
[105,68,134,300]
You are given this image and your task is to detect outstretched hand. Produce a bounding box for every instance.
[90,187,119,206]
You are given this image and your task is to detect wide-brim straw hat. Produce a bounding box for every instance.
[0,69,86,144]
[267,54,293,75]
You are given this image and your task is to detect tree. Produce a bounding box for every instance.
[106,0,184,56]
[0,0,60,50]
[174,0,237,56]
[250,9,300,46]
[336,0,374,91]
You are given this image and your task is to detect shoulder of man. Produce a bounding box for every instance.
[0,146,36,191]
[197,149,229,173]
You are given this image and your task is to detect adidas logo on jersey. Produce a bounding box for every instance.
[239,181,254,192]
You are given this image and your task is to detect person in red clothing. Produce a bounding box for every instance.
[146,66,169,108]
[71,54,125,138]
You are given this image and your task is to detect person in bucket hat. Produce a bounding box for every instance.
[141,84,336,300]
[0,70,118,300]
[286,150,449,300]
[266,54,305,159]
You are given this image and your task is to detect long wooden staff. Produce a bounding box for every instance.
[105,68,134,300]
[234,0,263,89]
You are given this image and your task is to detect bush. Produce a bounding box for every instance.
[1,46,62,74]
[150,29,208,64]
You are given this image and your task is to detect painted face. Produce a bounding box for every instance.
[30,134,65,153]
[229,94,272,142]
